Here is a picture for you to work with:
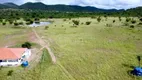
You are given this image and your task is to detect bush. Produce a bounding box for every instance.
[86,21,91,25]
[139,18,142,22]
[14,22,19,26]
[131,20,136,24]
[22,42,32,49]
[113,20,115,23]
[130,25,135,28]
[9,21,13,24]
[119,16,122,21]
[72,20,79,25]
[2,22,6,25]
[7,70,13,76]
[34,18,40,21]
[63,19,66,21]
[126,18,131,22]
[106,24,112,27]
[35,21,40,24]
[45,26,49,30]
[97,17,101,22]
[123,22,129,26]
[138,22,142,25]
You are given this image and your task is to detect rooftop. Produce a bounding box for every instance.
[0,48,26,60]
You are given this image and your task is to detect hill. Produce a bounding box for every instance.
[0,2,122,12]
[3,3,19,8]
[19,2,120,12]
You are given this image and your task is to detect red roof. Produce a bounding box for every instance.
[0,48,26,60]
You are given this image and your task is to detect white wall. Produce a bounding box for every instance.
[0,60,21,67]
[0,49,31,67]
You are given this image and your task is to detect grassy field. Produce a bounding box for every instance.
[0,17,142,80]
[36,17,142,80]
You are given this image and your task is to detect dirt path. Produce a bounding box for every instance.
[32,28,76,80]
[32,29,56,64]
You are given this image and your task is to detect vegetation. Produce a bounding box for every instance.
[97,17,101,22]
[22,42,32,49]
[0,6,142,80]
[85,21,91,25]
[72,20,79,26]
[7,70,13,76]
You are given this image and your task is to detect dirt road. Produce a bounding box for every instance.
[32,29,56,64]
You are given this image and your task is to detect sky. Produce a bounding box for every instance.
[0,0,142,9]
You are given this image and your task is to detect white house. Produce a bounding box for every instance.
[0,48,31,67]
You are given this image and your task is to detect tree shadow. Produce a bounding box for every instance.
[122,64,135,69]
[122,64,136,77]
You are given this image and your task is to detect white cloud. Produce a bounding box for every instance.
[0,0,142,9]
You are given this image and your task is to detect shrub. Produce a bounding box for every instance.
[126,18,131,22]
[9,21,13,24]
[63,19,66,21]
[2,22,6,25]
[131,20,136,24]
[119,16,122,21]
[113,20,115,23]
[106,24,112,27]
[45,26,49,30]
[19,22,23,25]
[97,17,101,22]
[86,21,91,25]
[130,25,135,28]
[72,20,79,25]
[25,18,31,22]
[29,20,33,24]
[35,21,40,24]
[7,70,13,76]
[138,22,142,25]
[139,18,142,22]
[14,22,19,26]
[34,18,40,21]
[123,22,129,26]
[22,42,32,49]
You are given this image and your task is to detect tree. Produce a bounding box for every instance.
[126,18,131,22]
[45,26,49,30]
[14,22,19,26]
[86,21,91,25]
[7,70,13,76]
[130,25,134,28]
[113,20,115,23]
[2,22,6,25]
[72,20,79,25]
[139,18,142,22]
[131,20,136,24]
[119,16,122,21]
[97,17,101,22]
[21,42,32,49]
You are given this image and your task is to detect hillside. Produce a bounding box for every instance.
[0,2,121,12]
[3,3,19,8]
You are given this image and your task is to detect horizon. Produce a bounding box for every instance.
[0,0,142,10]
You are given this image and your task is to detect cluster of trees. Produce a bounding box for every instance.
[0,7,142,21]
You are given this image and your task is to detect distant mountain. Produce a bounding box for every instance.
[3,2,142,13]
[3,3,19,8]
[20,2,47,10]
[19,2,120,12]
[0,4,10,9]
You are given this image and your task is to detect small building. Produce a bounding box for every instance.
[0,48,31,67]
